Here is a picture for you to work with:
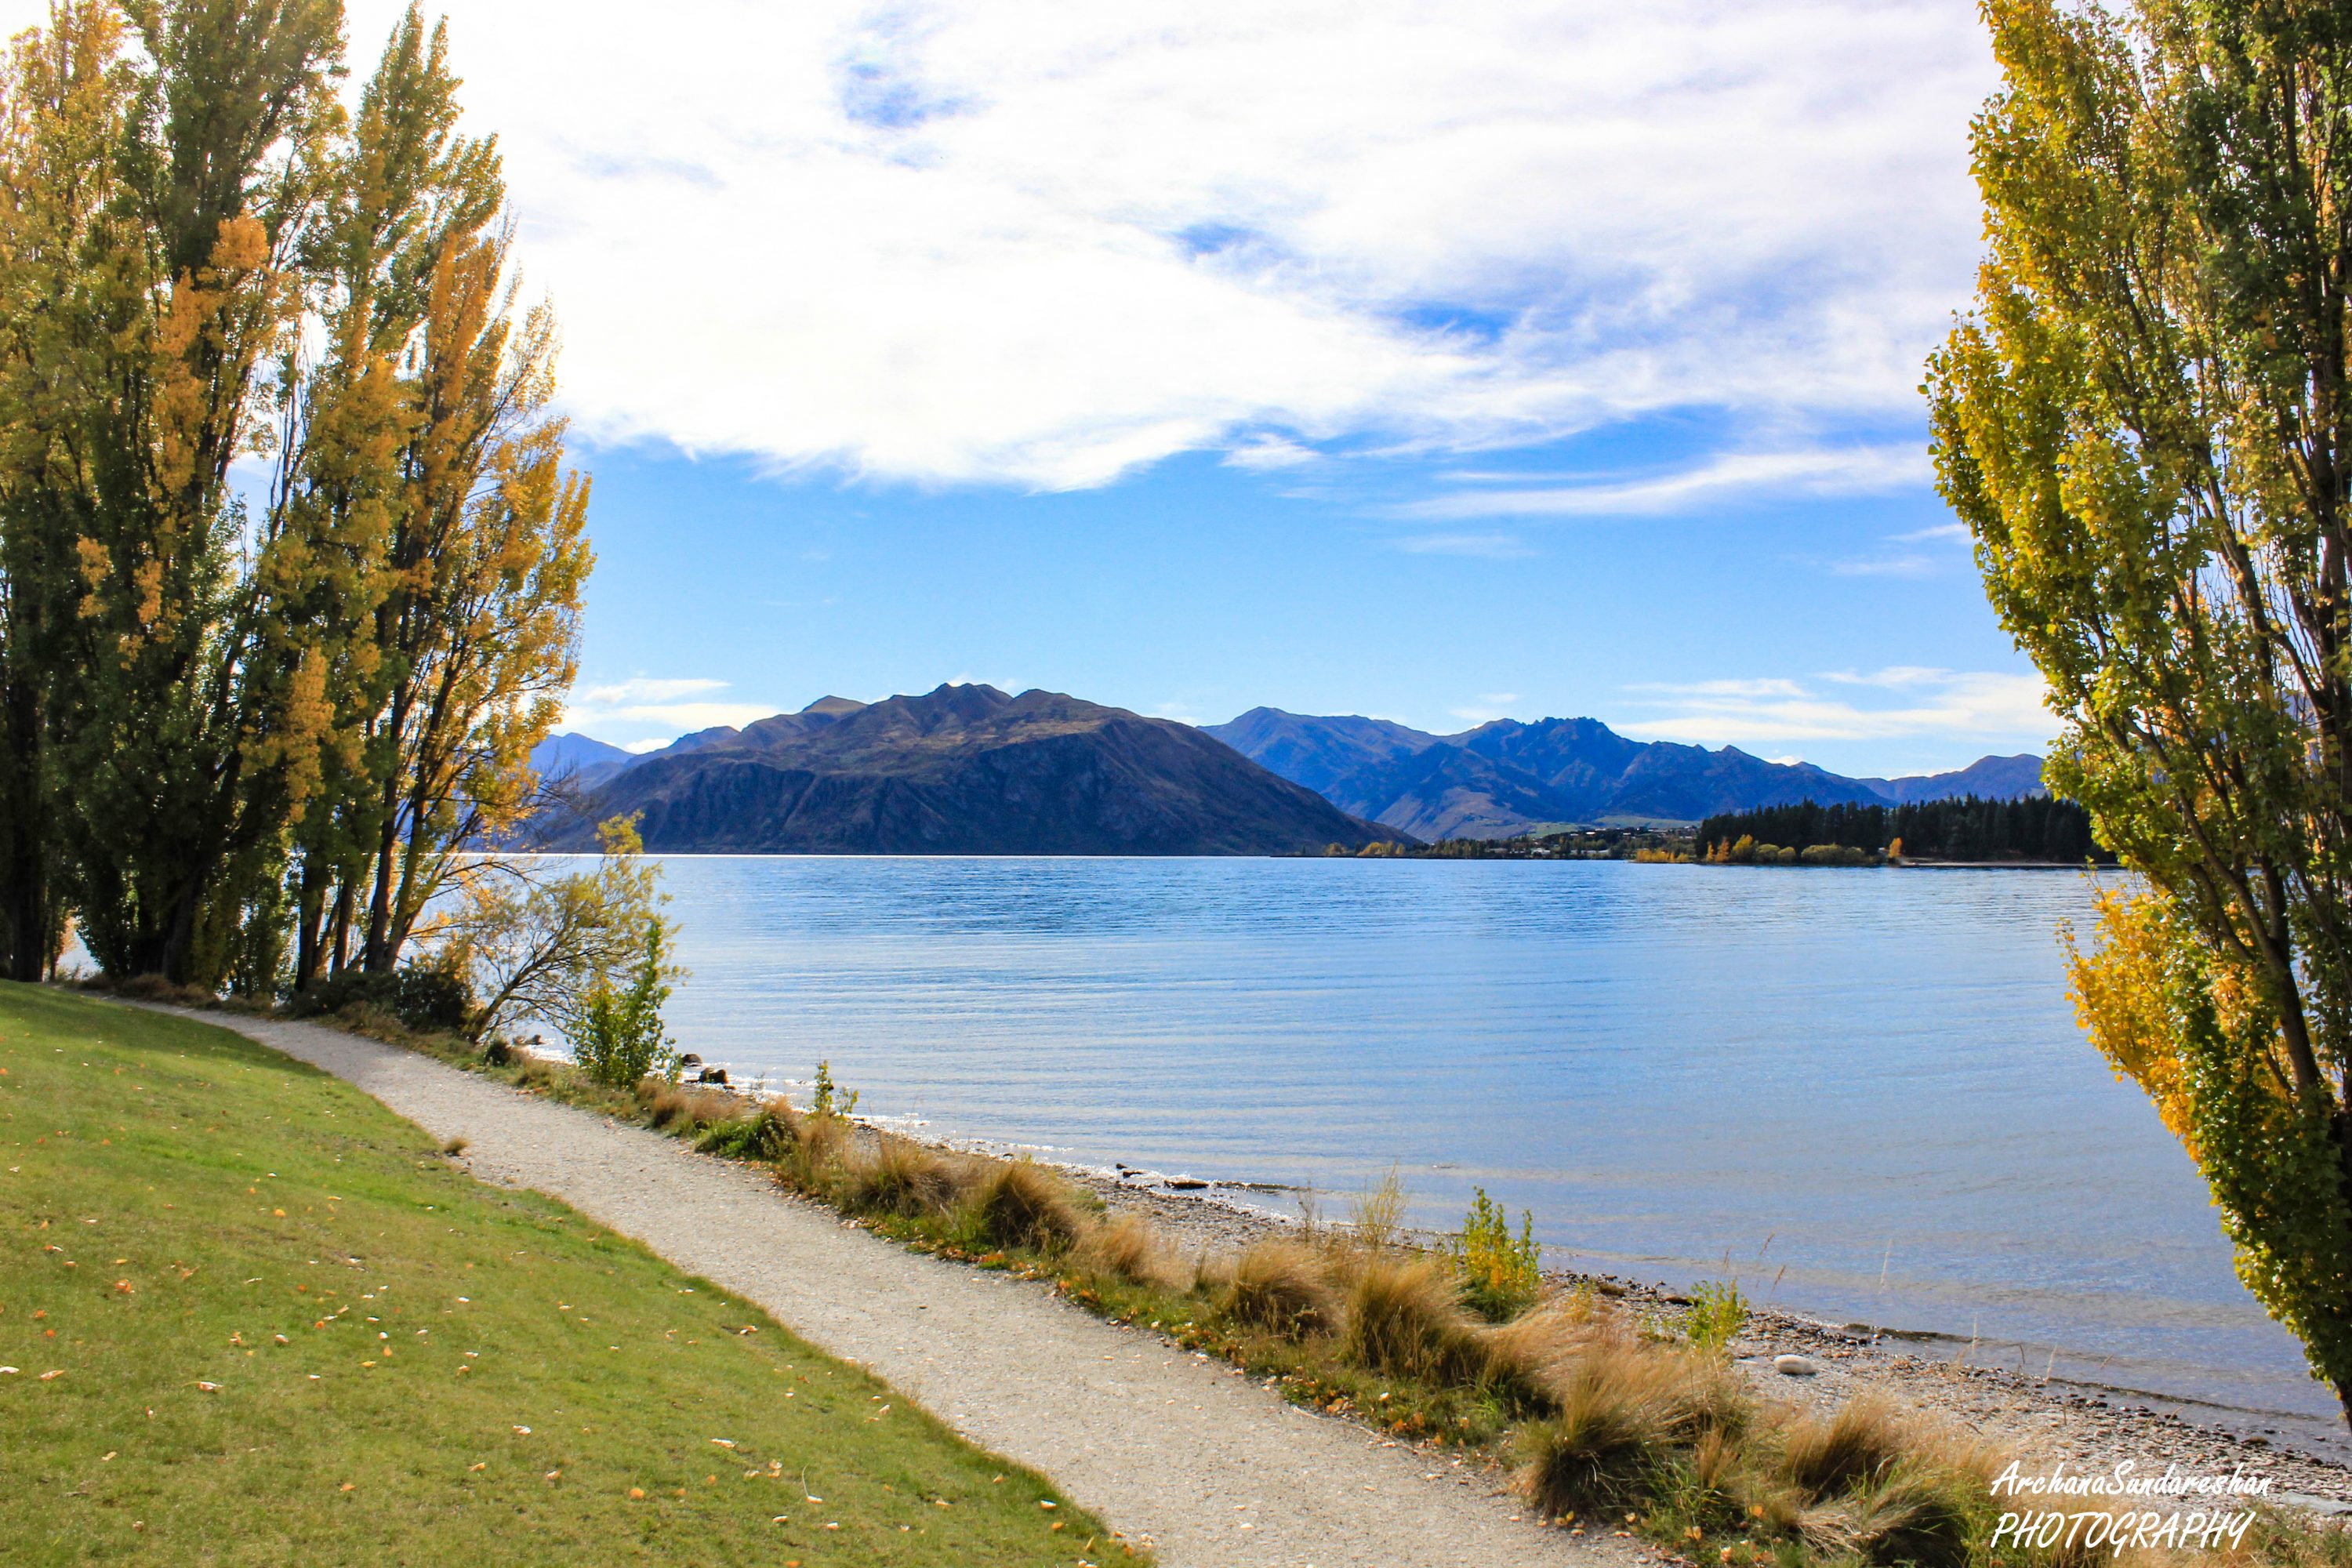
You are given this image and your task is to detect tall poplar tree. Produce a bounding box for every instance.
[0,1,590,992]
[1928,0,2352,1423]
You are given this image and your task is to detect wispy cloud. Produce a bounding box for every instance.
[1892,521,1970,544]
[1399,446,1932,521]
[1392,531,1535,558]
[1829,553,1938,578]
[581,676,729,705]
[1450,691,1523,723]
[565,677,775,740]
[1619,668,2053,746]
[1223,435,1319,471]
[143,0,2008,490]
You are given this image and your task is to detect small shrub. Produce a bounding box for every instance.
[696,1100,799,1161]
[1221,1240,1337,1337]
[1340,1253,1484,1383]
[440,1134,470,1156]
[967,1159,1083,1252]
[1452,1187,1541,1320]
[1684,1279,1746,1353]
[809,1059,858,1118]
[565,920,680,1089]
[390,964,474,1033]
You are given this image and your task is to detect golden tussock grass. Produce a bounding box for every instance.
[1338,1252,1486,1385]
[1218,1240,1337,1337]
[846,1134,969,1218]
[1075,1211,1190,1290]
[967,1157,1083,1252]
[1512,1316,1754,1518]
[1780,1392,1911,1500]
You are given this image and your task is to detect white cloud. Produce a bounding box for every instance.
[1829,553,1938,578]
[1892,521,1971,544]
[570,699,779,734]
[563,675,776,741]
[72,0,1991,491]
[1392,531,1535,558]
[1223,435,1320,471]
[1450,691,1524,723]
[580,676,730,704]
[1399,445,1933,519]
[1620,669,2052,746]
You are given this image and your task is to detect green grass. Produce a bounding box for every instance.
[0,982,1134,1566]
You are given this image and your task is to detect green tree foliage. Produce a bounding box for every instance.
[0,2,589,993]
[445,814,678,1047]
[1693,795,2107,863]
[567,918,680,1090]
[1925,0,2352,1423]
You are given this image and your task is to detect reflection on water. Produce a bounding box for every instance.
[637,855,2338,1450]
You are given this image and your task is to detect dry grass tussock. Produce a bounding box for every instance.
[1513,1324,1753,1518]
[640,1081,740,1131]
[1218,1240,1337,1336]
[1338,1252,1487,1385]
[1780,1393,1913,1500]
[1075,1211,1190,1290]
[968,1157,1083,1252]
[845,1133,970,1219]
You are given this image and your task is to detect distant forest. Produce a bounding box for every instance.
[1695,795,2113,865]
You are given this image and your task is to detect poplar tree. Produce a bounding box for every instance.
[1928,0,2352,1423]
[0,1,590,992]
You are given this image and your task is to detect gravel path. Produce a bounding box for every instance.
[163,1007,1624,1568]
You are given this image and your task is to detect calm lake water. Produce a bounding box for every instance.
[642,855,2341,1453]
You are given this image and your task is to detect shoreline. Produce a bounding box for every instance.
[545,1041,2352,1509]
[891,1122,2352,1507]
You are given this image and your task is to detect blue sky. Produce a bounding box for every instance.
[2,0,2038,776]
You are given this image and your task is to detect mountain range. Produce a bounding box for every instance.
[532,684,1396,855]
[1201,707,2045,840]
[532,687,2047,851]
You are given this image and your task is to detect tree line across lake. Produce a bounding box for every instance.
[1694,795,2112,866]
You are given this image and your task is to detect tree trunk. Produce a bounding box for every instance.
[292,858,327,991]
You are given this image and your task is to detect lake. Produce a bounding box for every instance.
[644,854,2341,1453]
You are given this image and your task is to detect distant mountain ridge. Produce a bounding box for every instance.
[532,684,1399,855]
[1203,708,2046,841]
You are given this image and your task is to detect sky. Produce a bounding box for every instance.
[8,1,2045,777]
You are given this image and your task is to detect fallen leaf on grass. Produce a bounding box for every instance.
[629,1487,644,1500]
[339,1483,354,1492]
[709,1438,735,1448]
[512,1425,530,1435]
[194,1381,219,1392]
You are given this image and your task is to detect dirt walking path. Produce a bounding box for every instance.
[162,1007,1619,1568]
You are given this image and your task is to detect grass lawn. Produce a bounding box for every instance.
[0,982,1128,1566]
